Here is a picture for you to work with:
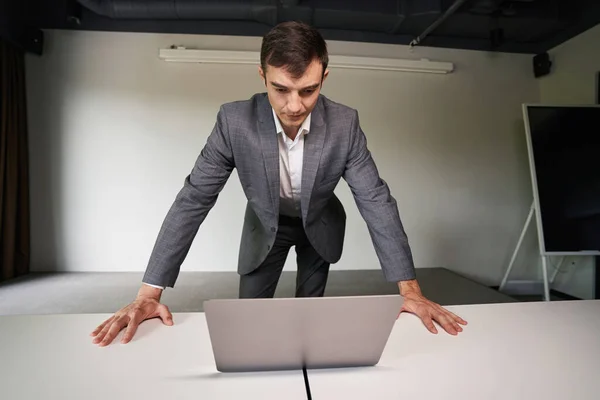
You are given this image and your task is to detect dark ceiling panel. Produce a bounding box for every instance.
[312,2,405,33]
[431,13,563,39]
[18,0,600,55]
[537,0,600,52]
[1,0,44,54]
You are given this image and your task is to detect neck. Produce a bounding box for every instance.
[282,125,299,141]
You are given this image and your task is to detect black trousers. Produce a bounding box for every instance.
[239,215,330,298]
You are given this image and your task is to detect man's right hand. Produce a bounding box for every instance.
[90,285,173,347]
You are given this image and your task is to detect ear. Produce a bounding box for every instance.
[321,68,329,85]
[258,66,266,85]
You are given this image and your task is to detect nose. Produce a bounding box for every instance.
[287,92,302,114]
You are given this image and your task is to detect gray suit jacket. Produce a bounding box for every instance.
[143,93,416,288]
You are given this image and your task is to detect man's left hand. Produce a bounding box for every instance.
[398,280,467,335]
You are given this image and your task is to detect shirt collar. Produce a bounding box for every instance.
[272,108,311,136]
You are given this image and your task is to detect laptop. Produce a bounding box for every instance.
[203,295,403,372]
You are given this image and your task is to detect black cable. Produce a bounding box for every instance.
[302,366,312,400]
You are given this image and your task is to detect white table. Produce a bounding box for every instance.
[307,300,600,399]
[0,313,307,400]
[2,301,599,400]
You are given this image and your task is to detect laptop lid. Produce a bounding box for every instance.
[204,295,403,372]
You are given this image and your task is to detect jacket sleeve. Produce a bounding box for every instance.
[142,106,234,288]
[342,109,416,282]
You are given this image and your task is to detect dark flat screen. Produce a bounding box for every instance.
[526,106,600,253]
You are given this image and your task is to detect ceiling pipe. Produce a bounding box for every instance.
[409,0,470,48]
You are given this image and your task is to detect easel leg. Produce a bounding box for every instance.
[541,256,551,301]
[550,256,564,284]
[500,202,535,291]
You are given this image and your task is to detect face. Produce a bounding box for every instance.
[259,59,328,131]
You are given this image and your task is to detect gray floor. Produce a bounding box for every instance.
[0,268,514,315]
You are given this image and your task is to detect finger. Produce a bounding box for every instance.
[422,315,438,334]
[452,315,465,331]
[397,303,409,319]
[434,306,467,329]
[99,317,129,347]
[450,320,463,333]
[121,314,143,344]
[444,309,468,325]
[435,313,458,335]
[396,308,403,319]
[158,305,174,326]
[90,316,114,337]
[444,311,464,332]
[93,318,116,344]
[454,322,463,333]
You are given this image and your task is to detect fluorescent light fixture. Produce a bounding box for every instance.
[329,55,453,74]
[160,48,257,65]
[158,47,454,74]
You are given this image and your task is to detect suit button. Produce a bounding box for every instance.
[271,227,276,232]
[267,245,271,250]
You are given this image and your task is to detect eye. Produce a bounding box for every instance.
[302,89,316,95]
[276,88,287,93]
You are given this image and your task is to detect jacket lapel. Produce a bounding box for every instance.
[257,94,280,218]
[301,96,326,222]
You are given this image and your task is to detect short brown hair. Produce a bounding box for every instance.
[260,21,329,79]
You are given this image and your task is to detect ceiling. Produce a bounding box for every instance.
[4,0,600,56]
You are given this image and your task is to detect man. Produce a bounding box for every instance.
[91,21,467,347]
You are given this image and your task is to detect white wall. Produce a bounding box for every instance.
[540,24,600,104]
[532,23,600,299]
[26,29,540,287]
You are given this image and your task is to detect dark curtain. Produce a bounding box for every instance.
[0,38,30,282]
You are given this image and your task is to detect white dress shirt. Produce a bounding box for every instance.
[273,108,311,218]
[143,109,312,291]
